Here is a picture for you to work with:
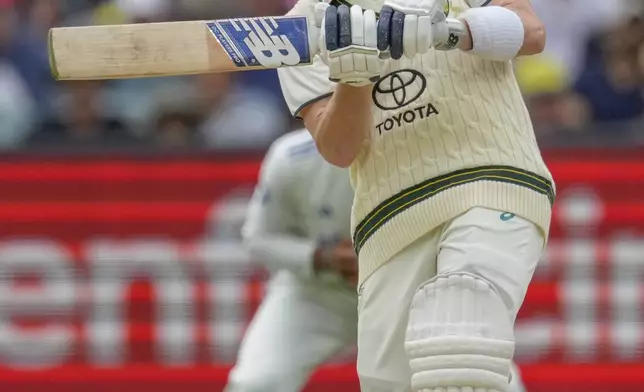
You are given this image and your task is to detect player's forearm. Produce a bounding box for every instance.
[245,235,318,278]
[302,85,372,168]
[492,0,545,55]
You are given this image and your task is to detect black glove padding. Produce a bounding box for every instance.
[322,4,382,86]
[377,5,406,60]
[325,4,353,52]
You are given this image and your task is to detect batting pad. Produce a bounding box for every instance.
[405,273,515,392]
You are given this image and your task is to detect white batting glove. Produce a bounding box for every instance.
[319,4,380,87]
[379,0,455,59]
[306,1,330,56]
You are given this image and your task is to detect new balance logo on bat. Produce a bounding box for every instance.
[207,16,312,69]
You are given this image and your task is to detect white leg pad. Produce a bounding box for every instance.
[405,273,515,392]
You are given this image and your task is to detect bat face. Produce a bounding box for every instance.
[208,16,312,69]
[48,15,315,81]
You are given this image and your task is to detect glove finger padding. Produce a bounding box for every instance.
[377,5,393,52]
[403,14,418,58]
[314,1,329,28]
[351,5,364,46]
[363,10,379,73]
[338,4,352,48]
[337,5,353,78]
[325,5,339,52]
[380,6,433,59]
[350,5,366,71]
[321,4,381,86]
[308,0,330,55]
[416,15,432,55]
[381,0,455,58]
[390,9,405,60]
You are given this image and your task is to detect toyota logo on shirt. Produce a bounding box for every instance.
[372,69,427,111]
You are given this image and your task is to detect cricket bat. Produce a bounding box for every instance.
[48,16,314,81]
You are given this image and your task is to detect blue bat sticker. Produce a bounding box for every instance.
[207,16,312,69]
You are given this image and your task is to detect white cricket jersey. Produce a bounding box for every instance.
[242,129,355,287]
[279,0,556,285]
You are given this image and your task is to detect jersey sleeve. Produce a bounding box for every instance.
[277,55,335,119]
[241,141,318,278]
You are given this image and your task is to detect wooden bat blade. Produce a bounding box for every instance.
[49,16,313,81]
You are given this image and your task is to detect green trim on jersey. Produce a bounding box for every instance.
[352,165,555,254]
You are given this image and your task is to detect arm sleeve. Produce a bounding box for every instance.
[277,55,336,119]
[241,143,318,278]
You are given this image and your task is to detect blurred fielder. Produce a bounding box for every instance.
[225,129,527,392]
[224,129,358,391]
[279,0,554,391]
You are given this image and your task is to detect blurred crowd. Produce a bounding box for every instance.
[0,0,643,152]
[518,0,644,145]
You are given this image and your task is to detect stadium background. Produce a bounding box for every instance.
[1,0,644,391]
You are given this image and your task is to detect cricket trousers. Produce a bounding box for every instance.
[357,207,544,392]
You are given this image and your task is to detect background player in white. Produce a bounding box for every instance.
[225,129,528,392]
[224,129,359,392]
[279,0,553,391]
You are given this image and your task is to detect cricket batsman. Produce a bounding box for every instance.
[225,129,527,392]
[278,0,554,391]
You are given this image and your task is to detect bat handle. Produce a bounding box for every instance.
[446,17,469,41]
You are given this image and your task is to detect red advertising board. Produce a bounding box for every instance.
[0,150,642,391]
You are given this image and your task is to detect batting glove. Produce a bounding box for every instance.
[319,4,380,87]
[378,0,454,60]
[306,0,331,55]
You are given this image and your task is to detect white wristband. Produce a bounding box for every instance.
[459,6,524,61]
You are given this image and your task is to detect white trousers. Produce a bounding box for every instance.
[357,207,543,392]
[225,272,358,392]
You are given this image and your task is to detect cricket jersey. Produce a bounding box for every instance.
[242,129,355,287]
[278,0,556,285]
